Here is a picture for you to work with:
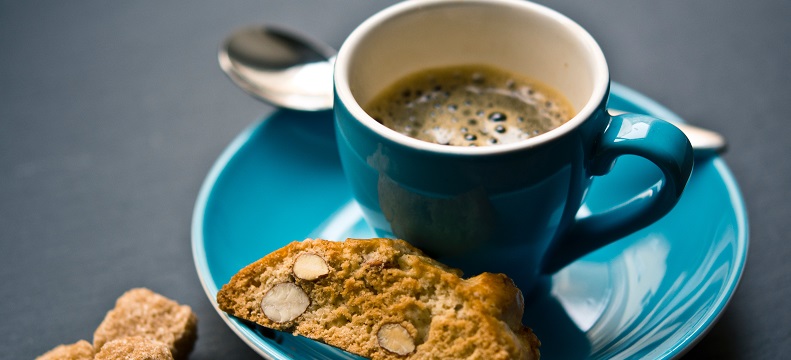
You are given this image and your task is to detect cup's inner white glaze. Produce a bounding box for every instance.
[335,0,609,153]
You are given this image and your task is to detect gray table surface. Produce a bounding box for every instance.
[2,0,789,359]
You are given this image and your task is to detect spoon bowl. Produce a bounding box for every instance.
[219,25,335,111]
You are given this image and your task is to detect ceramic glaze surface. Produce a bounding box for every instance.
[192,84,747,359]
[333,0,694,291]
[335,86,694,287]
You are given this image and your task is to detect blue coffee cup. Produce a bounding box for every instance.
[333,0,693,288]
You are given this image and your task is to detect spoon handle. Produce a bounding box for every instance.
[608,109,727,156]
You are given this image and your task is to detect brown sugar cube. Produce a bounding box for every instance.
[217,238,541,360]
[93,288,197,360]
[94,336,174,360]
[35,340,95,360]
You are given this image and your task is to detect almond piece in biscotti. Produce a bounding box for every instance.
[377,323,416,355]
[260,282,310,323]
[292,253,330,280]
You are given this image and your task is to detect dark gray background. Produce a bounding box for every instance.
[1,0,788,359]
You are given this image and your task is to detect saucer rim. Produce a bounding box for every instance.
[191,82,749,359]
[608,83,748,358]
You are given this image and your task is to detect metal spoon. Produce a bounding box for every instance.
[219,25,726,156]
[608,110,727,157]
[219,25,336,111]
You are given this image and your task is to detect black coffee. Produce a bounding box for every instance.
[364,64,575,146]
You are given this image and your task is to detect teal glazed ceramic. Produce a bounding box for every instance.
[192,83,748,359]
[335,90,693,287]
[332,0,694,289]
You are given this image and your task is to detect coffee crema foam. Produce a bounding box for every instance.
[364,64,575,147]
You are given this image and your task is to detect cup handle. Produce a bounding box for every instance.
[541,113,694,274]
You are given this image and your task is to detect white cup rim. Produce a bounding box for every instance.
[334,0,609,155]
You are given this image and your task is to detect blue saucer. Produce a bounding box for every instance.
[192,83,748,359]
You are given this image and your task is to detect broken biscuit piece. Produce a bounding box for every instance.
[94,336,173,360]
[36,340,95,360]
[217,238,540,360]
[93,288,197,360]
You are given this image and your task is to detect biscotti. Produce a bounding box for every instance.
[217,238,541,360]
[35,340,95,360]
[94,336,174,360]
[93,288,197,360]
